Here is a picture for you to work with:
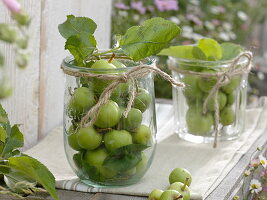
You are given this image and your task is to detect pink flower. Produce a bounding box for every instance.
[260,169,267,177]
[211,19,220,26]
[2,0,21,13]
[216,6,226,13]
[250,159,260,168]
[131,1,146,14]
[182,40,192,45]
[147,5,155,12]
[263,186,267,192]
[154,0,178,12]
[186,14,203,26]
[241,24,249,31]
[114,2,129,10]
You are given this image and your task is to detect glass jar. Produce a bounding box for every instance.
[62,56,157,187]
[169,57,248,143]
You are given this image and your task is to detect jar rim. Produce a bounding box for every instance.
[168,55,248,66]
[62,55,156,73]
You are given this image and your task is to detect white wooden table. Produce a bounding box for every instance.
[1,120,266,200]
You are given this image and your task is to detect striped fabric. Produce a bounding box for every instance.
[26,98,267,200]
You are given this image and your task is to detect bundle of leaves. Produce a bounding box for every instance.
[58,15,181,66]
[0,104,58,200]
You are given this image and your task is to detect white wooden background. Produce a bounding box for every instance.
[0,0,112,149]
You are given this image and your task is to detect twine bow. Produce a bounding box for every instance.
[169,51,253,148]
[62,64,185,128]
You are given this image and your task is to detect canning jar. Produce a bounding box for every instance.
[62,56,157,187]
[169,57,248,144]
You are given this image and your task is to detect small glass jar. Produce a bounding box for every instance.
[169,57,248,143]
[62,56,157,187]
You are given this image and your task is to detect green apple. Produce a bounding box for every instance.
[222,75,241,94]
[68,87,96,118]
[133,88,151,112]
[136,152,148,174]
[124,167,136,176]
[91,59,117,97]
[132,125,151,145]
[94,100,121,128]
[104,130,132,151]
[169,168,192,186]
[149,189,164,200]
[186,106,213,135]
[121,108,142,131]
[168,182,190,200]
[77,126,102,150]
[67,126,82,151]
[159,190,183,200]
[112,60,126,68]
[198,69,217,93]
[220,107,235,126]
[226,92,235,105]
[206,91,227,111]
[182,75,203,104]
[84,148,116,178]
[91,59,116,70]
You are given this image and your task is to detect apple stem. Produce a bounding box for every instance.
[182,178,189,191]
[175,194,183,200]
[108,53,116,63]
[92,47,120,57]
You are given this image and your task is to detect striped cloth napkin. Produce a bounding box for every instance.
[25,98,267,199]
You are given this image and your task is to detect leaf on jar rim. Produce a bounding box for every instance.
[220,43,244,61]
[120,17,181,61]
[65,32,97,67]
[58,15,97,39]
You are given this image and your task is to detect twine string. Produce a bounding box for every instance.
[62,64,185,128]
[169,51,253,148]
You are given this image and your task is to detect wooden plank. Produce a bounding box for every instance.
[38,0,82,140]
[206,127,267,200]
[0,0,41,149]
[28,190,95,200]
[0,190,95,200]
[91,193,146,200]
[80,0,112,49]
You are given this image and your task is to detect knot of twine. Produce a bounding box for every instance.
[169,51,253,148]
[62,64,185,128]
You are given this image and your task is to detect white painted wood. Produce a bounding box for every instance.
[38,0,82,140]
[80,0,113,49]
[38,0,112,139]
[0,1,41,149]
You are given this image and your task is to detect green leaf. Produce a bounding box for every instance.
[103,144,149,172]
[8,155,58,200]
[2,125,23,157]
[120,17,181,61]
[65,32,97,66]
[197,38,222,61]
[0,126,6,143]
[0,104,9,125]
[158,45,207,61]
[192,46,207,60]
[221,43,244,60]
[158,45,195,59]
[58,15,97,39]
